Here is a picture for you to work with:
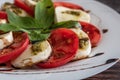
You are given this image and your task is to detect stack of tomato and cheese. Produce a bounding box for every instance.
[0,0,101,69]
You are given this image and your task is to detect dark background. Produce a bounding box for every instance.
[85,0,120,80]
[98,0,120,13]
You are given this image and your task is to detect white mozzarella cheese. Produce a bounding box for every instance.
[2,2,29,17]
[15,9,29,17]
[71,28,91,60]
[24,0,40,9]
[55,6,90,23]
[0,19,7,24]
[11,40,52,68]
[0,31,13,49]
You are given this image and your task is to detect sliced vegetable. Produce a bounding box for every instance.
[0,11,7,20]
[80,21,101,47]
[14,0,34,16]
[54,2,84,10]
[37,28,79,68]
[0,32,29,64]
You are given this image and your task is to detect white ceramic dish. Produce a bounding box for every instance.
[0,0,120,80]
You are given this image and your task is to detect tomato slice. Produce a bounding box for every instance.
[37,28,79,68]
[80,21,101,47]
[0,32,29,64]
[54,2,84,10]
[14,0,34,16]
[0,11,7,19]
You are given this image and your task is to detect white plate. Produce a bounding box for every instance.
[0,0,120,80]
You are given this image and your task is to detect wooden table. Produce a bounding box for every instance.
[85,61,120,80]
[85,0,120,80]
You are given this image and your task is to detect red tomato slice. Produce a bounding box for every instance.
[0,32,29,64]
[0,11,7,19]
[54,2,84,10]
[80,21,101,47]
[37,28,79,68]
[14,0,34,16]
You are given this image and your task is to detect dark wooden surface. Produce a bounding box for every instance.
[85,0,120,80]
[98,0,120,13]
[85,61,120,80]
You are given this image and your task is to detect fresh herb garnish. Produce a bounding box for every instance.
[52,20,81,29]
[7,10,41,29]
[35,0,54,29]
[0,24,20,32]
[28,30,49,42]
[0,0,80,42]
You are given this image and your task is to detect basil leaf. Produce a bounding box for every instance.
[0,24,20,32]
[6,10,50,42]
[6,9,18,24]
[7,10,42,29]
[28,30,50,42]
[14,17,41,29]
[51,21,81,29]
[0,24,32,34]
[35,0,54,29]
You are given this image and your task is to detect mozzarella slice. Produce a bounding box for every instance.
[71,28,91,60]
[0,31,13,49]
[0,19,7,24]
[12,8,29,17]
[55,6,90,23]
[2,2,29,17]
[11,40,52,68]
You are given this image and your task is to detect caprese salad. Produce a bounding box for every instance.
[0,0,101,68]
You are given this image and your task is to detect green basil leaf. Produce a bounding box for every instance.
[28,30,50,42]
[6,10,50,42]
[35,0,54,29]
[14,17,41,29]
[6,9,18,24]
[51,21,81,29]
[7,10,42,29]
[0,24,20,32]
[0,24,32,34]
